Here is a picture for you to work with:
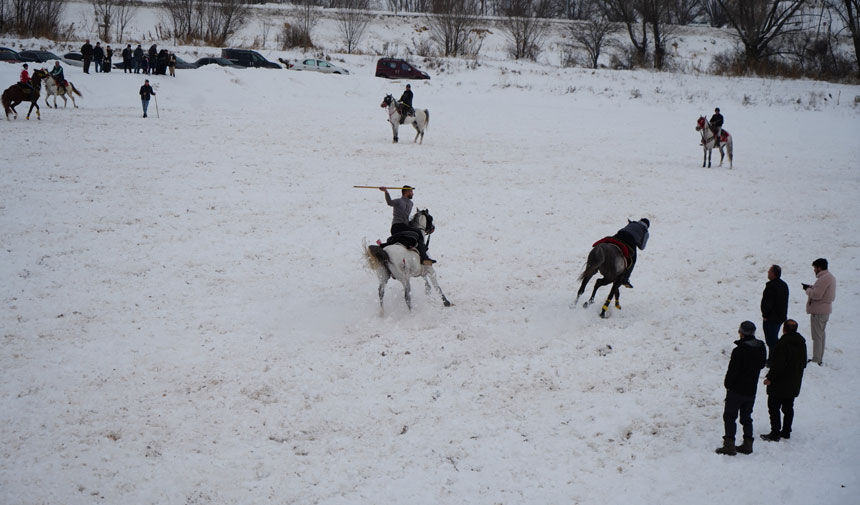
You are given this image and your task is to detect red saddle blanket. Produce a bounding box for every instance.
[592,237,630,258]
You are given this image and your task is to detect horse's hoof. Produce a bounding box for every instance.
[443,300,452,307]
[600,311,607,318]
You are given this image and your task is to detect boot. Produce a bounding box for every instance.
[735,437,754,454]
[760,432,780,442]
[715,437,736,456]
[779,430,790,440]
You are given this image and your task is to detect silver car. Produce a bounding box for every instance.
[289,58,349,75]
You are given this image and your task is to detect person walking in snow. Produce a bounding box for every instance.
[803,258,836,366]
[761,264,789,365]
[715,321,766,456]
[760,319,807,442]
[139,79,155,118]
[612,218,649,289]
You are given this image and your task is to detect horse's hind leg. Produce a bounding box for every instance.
[403,280,412,310]
[600,283,621,318]
[425,269,452,307]
[575,275,592,305]
[587,278,611,307]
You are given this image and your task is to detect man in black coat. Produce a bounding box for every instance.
[81,39,93,74]
[398,84,413,124]
[761,264,789,365]
[761,319,807,442]
[716,321,766,456]
[122,44,132,73]
[133,44,144,74]
[710,107,724,146]
[148,44,158,73]
[93,42,104,73]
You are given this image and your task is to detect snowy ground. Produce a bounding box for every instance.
[2,5,860,505]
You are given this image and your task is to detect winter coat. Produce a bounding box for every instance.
[617,220,649,250]
[81,42,93,58]
[400,89,413,107]
[710,113,724,128]
[761,278,789,323]
[50,66,64,82]
[724,336,766,397]
[805,270,836,315]
[765,331,807,398]
[122,47,132,61]
[139,84,155,100]
[19,69,30,84]
[133,47,143,62]
[93,45,104,61]
[148,45,157,62]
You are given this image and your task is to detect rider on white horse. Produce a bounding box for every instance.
[50,61,67,94]
[379,185,435,265]
[710,107,724,147]
[398,84,414,124]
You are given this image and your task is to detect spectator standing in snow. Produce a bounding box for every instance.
[133,44,143,74]
[760,319,807,442]
[148,44,158,73]
[761,264,789,365]
[168,52,176,77]
[93,42,104,73]
[104,45,113,73]
[122,44,132,73]
[81,39,93,74]
[139,79,155,118]
[803,258,836,366]
[715,321,766,456]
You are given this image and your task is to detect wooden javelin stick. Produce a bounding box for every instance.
[353,185,414,190]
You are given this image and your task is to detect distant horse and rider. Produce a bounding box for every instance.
[3,67,49,120]
[696,111,733,168]
[576,218,650,318]
[44,74,83,109]
[381,94,429,144]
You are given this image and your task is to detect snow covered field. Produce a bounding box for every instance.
[3,5,860,504]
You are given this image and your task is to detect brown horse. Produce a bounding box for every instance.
[3,68,49,120]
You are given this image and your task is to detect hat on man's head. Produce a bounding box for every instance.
[739,321,756,336]
[715,107,720,112]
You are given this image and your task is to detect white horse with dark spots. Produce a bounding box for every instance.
[365,209,451,312]
[43,76,82,109]
[696,116,733,168]
[381,94,429,144]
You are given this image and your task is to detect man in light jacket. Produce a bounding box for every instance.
[803,258,836,366]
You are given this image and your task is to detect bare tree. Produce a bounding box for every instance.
[113,0,134,43]
[336,0,371,53]
[716,0,808,65]
[828,0,860,77]
[500,0,553,60]
[7,0,66,37]
[666,0,702,24]
[700,0,728,27]
[92,0,114,42]
[292,0,322,39]
[599,0,648,64]
[163,0,248,46]
[572,12,617,67]
[638,0,674,69]
[426,0,480,57]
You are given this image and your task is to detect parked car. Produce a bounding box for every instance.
[375,58,430,80]
[62,52,85,67]
[221,48,281,69]
[18,50,63,63]
[0,47,24,63]
[194,57,243,69]
[287,58,350,75]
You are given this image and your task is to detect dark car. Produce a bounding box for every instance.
[18,50,63,63]
[375,58,430,80]
[221,48,281,69]
[195,57,243,69]
[0,47,24,63]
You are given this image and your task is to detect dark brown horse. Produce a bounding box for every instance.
[3,68,49,120]
[575,241,629,318]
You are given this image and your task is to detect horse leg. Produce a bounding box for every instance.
[575,274,592,306]
[718,145,725,167]
[425,268,452,307]
[587,277,611,307]
[26,100,39,120]
[403,279,412,310]
[600,283,621,318]
[391,121,399,143]
[702,148,707,168]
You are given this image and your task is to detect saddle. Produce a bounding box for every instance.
[593,237,630,258]
[383,231,420,250]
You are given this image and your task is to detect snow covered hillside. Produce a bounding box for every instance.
[2,5,860,505]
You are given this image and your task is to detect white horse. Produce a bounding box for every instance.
[696,116,733,168]
[365,209,451,312]
[381,94,429,144]
[43,76,82,108]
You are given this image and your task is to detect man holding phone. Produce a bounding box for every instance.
[803,258,836,366]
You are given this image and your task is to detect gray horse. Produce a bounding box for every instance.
[575,241,629,318]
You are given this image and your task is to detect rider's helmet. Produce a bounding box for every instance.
[640,218,650,228]
[22,63,28,69]
[715,107,720,113]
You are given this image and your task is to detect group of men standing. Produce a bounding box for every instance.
[717,259,836,456]
[82,40,176,76]
[79,40,114,74]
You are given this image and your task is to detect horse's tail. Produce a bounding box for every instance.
[1,91,10,117]
[70,83,82,97]
[726,134,733,163]
[578,245,605,282]
[364,241,389,270]
[424,109,429,128]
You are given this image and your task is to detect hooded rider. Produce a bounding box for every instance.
[710,107,724,146]
[379,185,435,265]
[613,218,650,289]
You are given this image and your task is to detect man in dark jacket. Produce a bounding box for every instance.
[93,42,104,73]
[716,321,767,456]
[761,264,789,365]
[612,218,650,289]
[761,320,807,442]
[710,107,724,146]
[133,44,144,74]
[122,44,132,73]
[148,44,158,73]
[398,84,414,124]
[139,79,155,118]
[81,39,93,74]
